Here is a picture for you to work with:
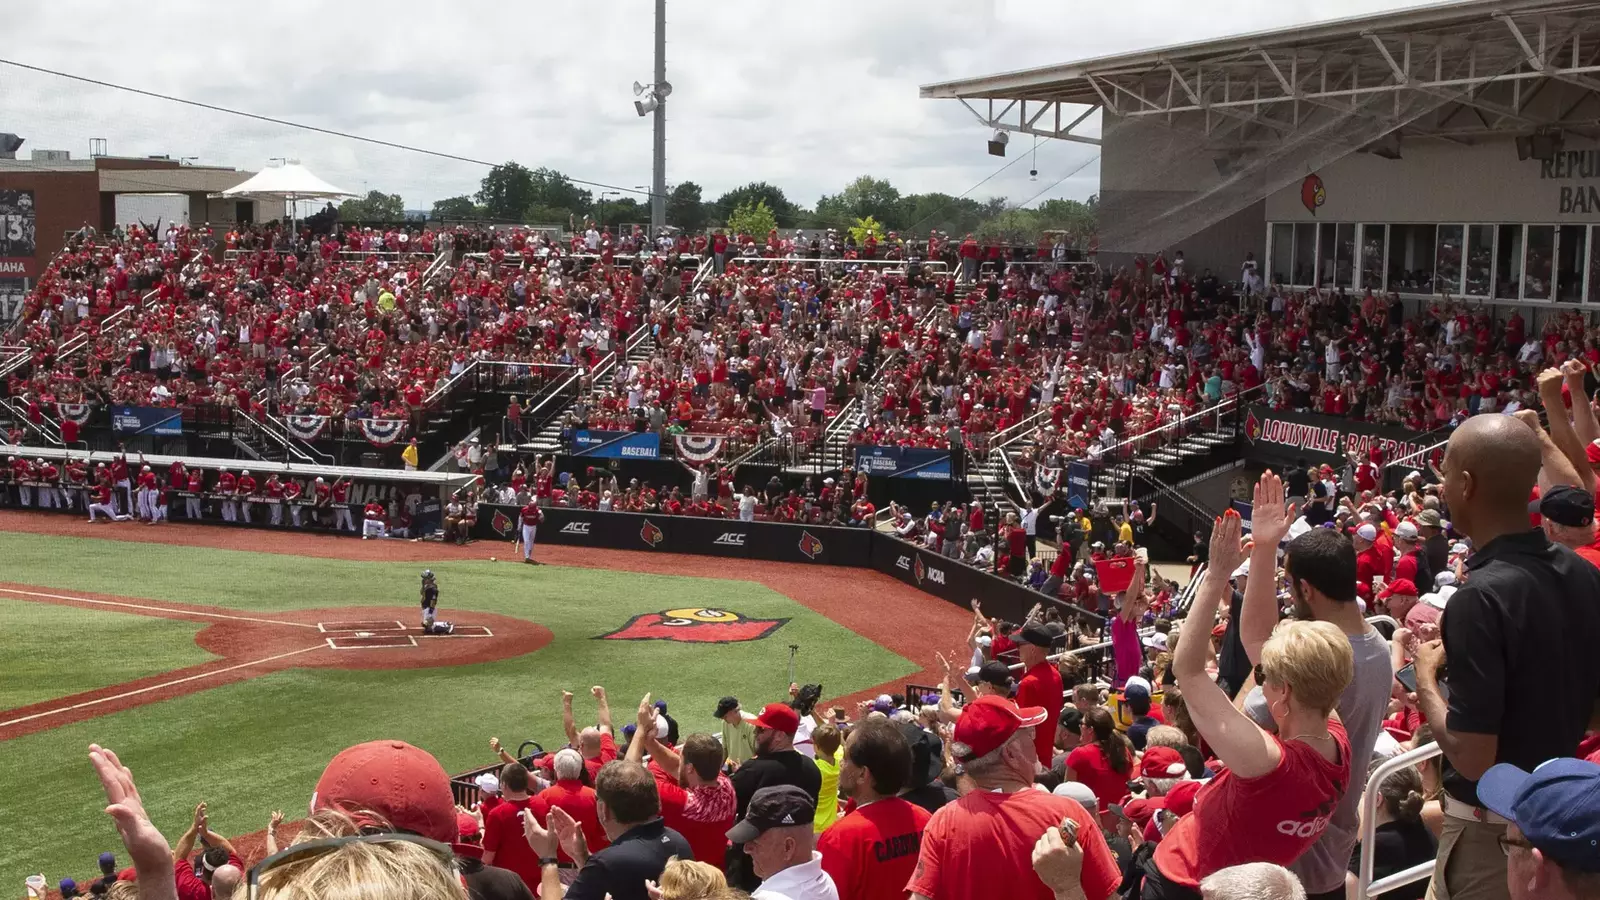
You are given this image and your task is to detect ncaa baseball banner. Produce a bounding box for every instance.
[1065,461,1092,509]
[852,446,952,480]
[572,430,660,459]
[111,405,183,436]
[1242,405,1434,468]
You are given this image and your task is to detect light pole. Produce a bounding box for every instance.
[631,0,669,235]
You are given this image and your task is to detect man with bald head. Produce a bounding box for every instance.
[1416,414,1600,900]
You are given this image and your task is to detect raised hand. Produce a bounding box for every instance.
[548,805,587,860]
[269,810,283,829]
[1251,470,1298,548]
[1207,510,1250,579]
[90,745,177,900]
[637,693,656,729]
[561,690,574,705]
[520,809,558,859]
[590,685,606,700]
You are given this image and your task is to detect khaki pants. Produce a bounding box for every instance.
[1426,816,1509,900]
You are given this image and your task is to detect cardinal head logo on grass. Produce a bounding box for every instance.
[598,607,790,643]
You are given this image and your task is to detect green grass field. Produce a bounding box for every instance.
[0,532,917,886]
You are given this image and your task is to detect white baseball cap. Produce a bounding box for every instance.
[1395,522,1419,541]
[1356,523,1379,541]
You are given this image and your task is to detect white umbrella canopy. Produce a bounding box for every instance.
[214,162,357,202]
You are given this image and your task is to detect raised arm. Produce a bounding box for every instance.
[1120,561,1148,623]
[1563,361,1600,450]
[592,685,613,735]
[1241,471,1296,664]
[561,691,579,747]
[1534,369,1594,492]
[626,694,652,765]
[1172,512,1283,780]
[172,803,204,861]
[490,736,517,767]
[1513,408,1585,492]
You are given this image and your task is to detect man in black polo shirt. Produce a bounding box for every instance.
[1416,414,1600,900]
[522,760,690,900]
[728,701,822,889]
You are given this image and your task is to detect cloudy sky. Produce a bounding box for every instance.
[5,0,1437,212]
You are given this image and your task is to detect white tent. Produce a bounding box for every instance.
[215,162,357,203]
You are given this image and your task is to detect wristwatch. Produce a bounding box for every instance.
[539,857,560,867]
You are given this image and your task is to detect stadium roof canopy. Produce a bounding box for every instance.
[919,0,1600,147]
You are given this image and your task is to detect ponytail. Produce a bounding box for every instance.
[1085,707,1134,775]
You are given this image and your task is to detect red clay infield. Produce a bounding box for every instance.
[0,510,971,740]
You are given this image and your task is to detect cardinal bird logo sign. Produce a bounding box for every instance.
[1300,173,1326,215]
[798,531,824,560]
[1244,411,1261,443]
[639,519,664,547]
[491,510,514,536]
[913,555,927,584]
[598,607,790,643]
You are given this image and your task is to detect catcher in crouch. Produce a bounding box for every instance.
[419,570,455,635]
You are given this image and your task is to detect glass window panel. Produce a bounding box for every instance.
[1465,225,1493,296]
[1495,224,1523,300]
[1524,225,1554,301]
[1590,227,1600,304]
[1270,223,1294,286]
[1361,224,1386,292]
[1319,223,1337,287]
[1335,223,1356,288]
[1388,224,1438,294]
[1294,223,1317,285]
[1436,225,1464,296]
[1557,225,1587,304]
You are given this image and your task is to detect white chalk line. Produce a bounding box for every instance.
[0,587,320,629]
[0,645,324,730]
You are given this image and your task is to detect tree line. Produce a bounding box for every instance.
[339,163,1096,243]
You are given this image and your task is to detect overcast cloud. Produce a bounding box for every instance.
[4,0,1437,213]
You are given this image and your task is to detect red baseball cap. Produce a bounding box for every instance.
[1586,441,1600,466]
[1163,779,1203,817]
[754,702,800,735]
[312,740,456,843]
[1141,746,1187,778]
[1379,578,1418,599]
[953,695,1048,761]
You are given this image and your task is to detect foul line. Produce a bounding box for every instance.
[0,587,320,629]
[0,645,324,730]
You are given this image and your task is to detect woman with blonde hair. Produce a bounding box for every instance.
[1141,510,1354,900]
[247,809,465,900]
[649,858,736,900]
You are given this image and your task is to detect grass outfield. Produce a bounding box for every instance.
[0,532,917,886]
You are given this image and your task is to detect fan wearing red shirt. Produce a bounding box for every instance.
[1146,513,1354,898]
[1065,707,1139,813]
[625,702,737,866]
[907,695,1119,900]
[1012,621,1066,765]
[1352,523,1389,603]
[536,748,610,866]
[170,803,244,900]
[483,762,551,892]
[818,718,931,900]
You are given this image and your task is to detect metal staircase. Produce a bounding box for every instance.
[1087,386,1262,510]
[0,397,66,447]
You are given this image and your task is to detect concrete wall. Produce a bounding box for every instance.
[1265,136,1600,224]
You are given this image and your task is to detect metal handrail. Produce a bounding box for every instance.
[0,397,66,447]
[1093,383,1265,462]
[234,408,316,465]
[263,410,333,465]
[993,406,1053,451]
[1357,742,1442,898]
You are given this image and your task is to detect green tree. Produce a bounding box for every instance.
[816,176,903,229]
[1035,198,1097,238]
[338,190,405,222]
[599,197,645,227]
[714,182,798,226]
[430,195,480,220]
[897,192,987,236]
[529,167,592,217]
[667,182,707,232]
[975,207,1041,243]
[477,162,538,222]
[725,199,778,237]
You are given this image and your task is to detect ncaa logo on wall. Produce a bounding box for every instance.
[560,521,592,536]
[914,555,946,586]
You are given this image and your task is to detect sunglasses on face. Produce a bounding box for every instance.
[247,833,456,900]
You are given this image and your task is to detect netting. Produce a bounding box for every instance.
[1095,45,1528,256]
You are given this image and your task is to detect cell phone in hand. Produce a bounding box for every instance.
[1058,817,1079,848]
[1395,662,1449,702]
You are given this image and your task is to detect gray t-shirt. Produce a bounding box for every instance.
[1245,627,1392,894]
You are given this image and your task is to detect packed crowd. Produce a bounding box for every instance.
[50,379,1600,900]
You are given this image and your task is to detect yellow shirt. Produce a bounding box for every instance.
[1118,521,1134,544]
[813,750,840,833]
[400,443,419,468]
[722,718,758,765]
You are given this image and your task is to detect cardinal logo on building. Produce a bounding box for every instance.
[1300,173,1326,215]
[640,519,664,547]
[798,531,824,559]
[597,607,790,643]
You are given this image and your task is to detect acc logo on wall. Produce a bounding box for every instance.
[597,607,790,643]
[1300,173,1326,215]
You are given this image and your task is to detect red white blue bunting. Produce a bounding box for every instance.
[56,403,93,425]
[359,418,408,447]
[283,415,329,441]
[674,433,725,463]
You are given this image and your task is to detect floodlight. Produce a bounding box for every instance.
[987,130,1009,157]
[635,95,660,117]
[656,81,673,98]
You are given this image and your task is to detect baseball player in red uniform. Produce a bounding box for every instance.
[237,470,258,524]
[35,458,60,509]
[111,451,131,516]
[265,474,285,526]
[312,477,332,527]
[185,468,204,520]
[216,469,238,522]
[63,457,88,512]
[87,481,129,522]
[517,498,543,564]
[13,457,34,507]
[332,479,354,531]
[361,500,387,539]
[286,478,306,527]
[135,464,159,522]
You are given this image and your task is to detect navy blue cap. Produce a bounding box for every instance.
[1479,758,1600,873]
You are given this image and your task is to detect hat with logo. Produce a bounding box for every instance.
[1479,758,1600,873]
[1379,578,1419,599]
[1537,485,1595,527]
[754,702,800,735]
[1124,675,1154,698]
[1142,746,1187,778]
[953,695,1048,761]
[726,785,817,843]
[1142,632,1169,652]
[713,696,740,718]
[311,740,457,844]
[1019,621,1065,647]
